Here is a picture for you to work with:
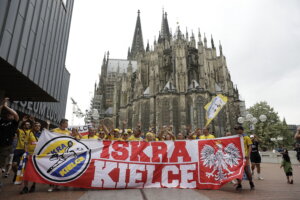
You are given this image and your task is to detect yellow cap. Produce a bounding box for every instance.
[127,129,132,133]
[146,132,153,137]
[114,128,120,132]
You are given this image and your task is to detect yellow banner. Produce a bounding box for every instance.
[204,94,228,127]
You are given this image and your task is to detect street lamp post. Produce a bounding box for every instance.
[237,114,267,132]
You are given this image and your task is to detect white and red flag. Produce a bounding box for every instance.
[24,130,245,189]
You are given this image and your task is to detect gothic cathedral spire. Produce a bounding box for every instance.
[159,9,171,43]
[130,10,144,60]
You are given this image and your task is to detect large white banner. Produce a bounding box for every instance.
[24,130,245,190]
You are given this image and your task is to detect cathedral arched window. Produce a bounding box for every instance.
[172,98,179,134]
[186,97,193,127]
[141,101,150,132]
[161,99,170,126]
[196,96,205,129]
[127,108,133,128]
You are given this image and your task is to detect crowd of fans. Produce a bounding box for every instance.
[0,97,299,194]
[69,120,216,142]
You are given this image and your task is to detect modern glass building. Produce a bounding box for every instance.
[0,0,74,126]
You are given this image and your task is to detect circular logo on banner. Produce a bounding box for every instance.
[33,136,91,183]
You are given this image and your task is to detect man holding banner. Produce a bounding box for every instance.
[19,122,42,194]
[199,127,215,140]
[234,125,255,191]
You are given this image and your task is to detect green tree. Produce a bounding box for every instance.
[244,101,293,150]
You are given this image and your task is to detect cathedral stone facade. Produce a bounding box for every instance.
[93,10,242,136]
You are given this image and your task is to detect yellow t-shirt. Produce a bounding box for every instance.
[105,134,114,140]
[72,135,81,140]
[128,135,143,141]
[118,138,126,141]
[26,131,39,155]
[16,129,31,150]
[51,128,70,135]
[243,135,252,156]
[82,135,99,139]
[199,134,215,139]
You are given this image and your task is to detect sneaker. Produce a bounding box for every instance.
[29,184,36,193]
[20,186,29,194]
[236,184,242,191]
[48,186,54,192]
[258,176,264,180]
[290,180,293,184]
[250,181,255,190]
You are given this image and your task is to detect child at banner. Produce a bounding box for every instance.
[20,122,42,194]
[234,125,255,191]
[280,149,293,184]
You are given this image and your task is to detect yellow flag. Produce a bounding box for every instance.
[204,94,228,127]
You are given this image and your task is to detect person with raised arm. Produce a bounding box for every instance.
[0,98,19,188]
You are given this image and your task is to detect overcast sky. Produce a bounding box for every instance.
[65,0,300,125]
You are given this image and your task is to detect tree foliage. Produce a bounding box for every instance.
[244,101,293,150]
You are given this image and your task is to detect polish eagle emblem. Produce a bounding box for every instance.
[201,141,241,181]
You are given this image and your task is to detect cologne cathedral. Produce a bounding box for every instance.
[92,10,243,136]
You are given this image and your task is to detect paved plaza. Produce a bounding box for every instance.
[1,163,299,200]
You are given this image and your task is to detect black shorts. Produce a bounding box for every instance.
[286,171,293,176]
[250,153,261,164]
[13,149,25,164]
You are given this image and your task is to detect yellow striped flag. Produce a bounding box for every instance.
[204,94,228,127]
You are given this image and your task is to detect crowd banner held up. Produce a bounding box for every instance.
[205,94,228,127]
[24,130,245,190]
